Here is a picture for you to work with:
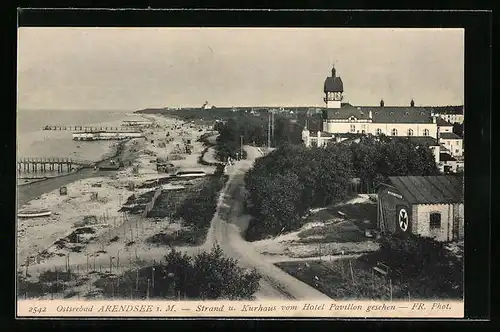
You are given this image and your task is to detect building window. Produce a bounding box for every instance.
[391,128,398,136]
[350,124,356,133]
[455,149,459,154]
[423,129,429,136]
[430,212,442,229]
[361,130,366,134]
[407,129,414,136]
[376,128,382,135]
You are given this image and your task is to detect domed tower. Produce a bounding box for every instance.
[323,64,344,109]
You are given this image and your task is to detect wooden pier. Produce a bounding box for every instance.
[42,125,127,132]
[17,157,95,173]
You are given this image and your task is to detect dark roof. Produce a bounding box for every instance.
[366,107,435,123]
[386,176,463,204]
[436,117,454,127]
[336,132,365,139]
[440,153,456,162]
[311,131,334,138]
[323,105,370,120]
[432,106,464,115]
[439,132,462,140]
[323,106,435,123]
[403,136,440,146]
[324,76,344,93]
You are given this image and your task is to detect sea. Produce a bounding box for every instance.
[17,109,143,178]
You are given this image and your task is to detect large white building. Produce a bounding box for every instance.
[302,65,464,169]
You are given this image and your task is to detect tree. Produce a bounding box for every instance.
[376,234,463,298]
[161,245,261,300]
[258,171,304,233]
[349,136,439,188]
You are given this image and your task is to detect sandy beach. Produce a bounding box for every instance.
[17,114,217,288]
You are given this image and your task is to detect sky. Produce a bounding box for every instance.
[17,28,464,111]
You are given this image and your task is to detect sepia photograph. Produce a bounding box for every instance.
[16,26,465,317]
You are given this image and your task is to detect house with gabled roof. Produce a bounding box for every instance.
[377,175,464,242]
[439,132,463,158]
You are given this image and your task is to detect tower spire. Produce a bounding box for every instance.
[331,61,336,77]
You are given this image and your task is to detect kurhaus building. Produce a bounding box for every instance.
[302,65,464,149]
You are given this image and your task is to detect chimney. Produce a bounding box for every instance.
[369,110,373,119]
[432,116,436,124]
[380,99,384,107]
[317,131,321,138]
[410,99,415,107]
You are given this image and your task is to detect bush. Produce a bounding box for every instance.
[94,244,261,300]
[360,234,463,299]
[174,175,228,229]
[165,245,261,300]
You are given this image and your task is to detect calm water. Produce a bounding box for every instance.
[17,109,142,177]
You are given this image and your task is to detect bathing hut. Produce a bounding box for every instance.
[60,186,68,196]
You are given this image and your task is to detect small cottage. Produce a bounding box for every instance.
[377,175,464,242]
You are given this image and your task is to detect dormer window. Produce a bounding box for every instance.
[421,112,425,115]
[390,112,394,115]
[349,116,357,122]
[405,112,410,115]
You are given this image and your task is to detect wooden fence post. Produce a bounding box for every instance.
[349,260,355,283]
[389,278,393,301]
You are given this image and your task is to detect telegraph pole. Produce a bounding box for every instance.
[267,113,271,149]
[240,135,243,159]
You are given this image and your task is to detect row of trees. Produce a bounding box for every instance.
[244,136,439,239]
[348,135,439,193]
[213,115,303,161]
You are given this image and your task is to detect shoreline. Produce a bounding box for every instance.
[17,139,131,208]
[16,115,217,278]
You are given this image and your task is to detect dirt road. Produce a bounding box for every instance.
[203,146,331,300]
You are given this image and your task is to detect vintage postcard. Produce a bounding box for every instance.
[16,26,464,318]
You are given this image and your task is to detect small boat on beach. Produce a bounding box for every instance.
[17,209,52,218]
